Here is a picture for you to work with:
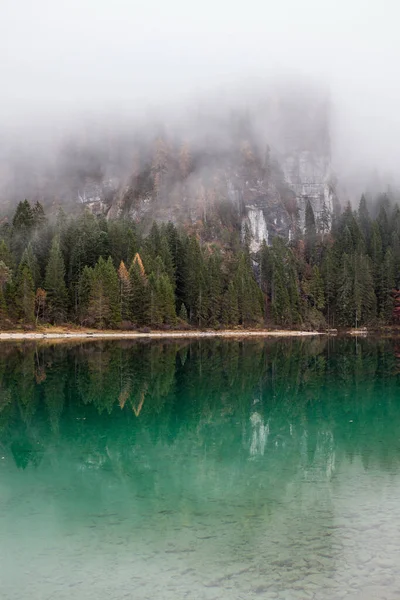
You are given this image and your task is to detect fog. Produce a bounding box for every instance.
[1,0,400,205]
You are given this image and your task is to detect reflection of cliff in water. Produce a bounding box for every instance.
[1,337,400,476]
[2,337,400,598]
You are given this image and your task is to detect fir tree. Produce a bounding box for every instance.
[179,303,188,322]
[77,266,93,323]
[20,244,40,289]
[222,281,239,326]
[358,194,371,244]
[235,252,263,325]
[379,249,395,322]
[0,261,11,326]
[45,237,68,324]
[14,264,35,324]
[0,240,14,269]
[129,255,149,325]
[117,260,132,321]
[207,253,223,326]
[12,200,34,230]
[337,253,353,326]
[305,199,316,262]
[87,257,121,328]
[32,201,46,228]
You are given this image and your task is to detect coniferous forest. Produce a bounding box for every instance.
[0,192,399,330]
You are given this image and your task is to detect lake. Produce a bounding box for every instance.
[1,337,400,599]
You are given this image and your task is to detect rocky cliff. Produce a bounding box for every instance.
[0,87,338,248]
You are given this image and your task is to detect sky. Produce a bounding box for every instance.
[1,0,400,184]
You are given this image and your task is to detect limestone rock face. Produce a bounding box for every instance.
[0,85,337,247]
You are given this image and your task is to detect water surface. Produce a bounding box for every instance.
[1,337,400,599]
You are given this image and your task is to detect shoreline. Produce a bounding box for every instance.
[0,329,325,340]
[0,326,396,341]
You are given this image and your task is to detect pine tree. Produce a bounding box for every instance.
[87,257,121,328]
[129,255,149,325]
[207,253,222,326]
[148,273,162,326]
[319,196,331,238]
[77,266,93,324]
[0,261,11,326]
[358,194,370,244]
[270,239,291,326]
[379,249,395,322]
[356,254,376,325]
[14,264,35,324]
[117,261,132,321]
[235,253,263,325]
[35,288,47,325]
[12,200,34,230]
[179,303,188,322]
[303,265,325,310]
[20,244,40,289]
[151,273,176,326]
[0,240,14,269]
[222,281,239,326]
[305,199,316,262]
[337,253,376,327]
[32,201,46,228]
[337,253,353,326]
[45,237,68,324]
[370,221,383,312]
[0,260,11,292]
[183,237,208,326]
[321,247,338,326]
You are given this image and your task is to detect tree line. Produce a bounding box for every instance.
[0,192,399,329]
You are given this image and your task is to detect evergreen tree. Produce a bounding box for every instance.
[356,254,376,325]
[0,240,14,269]
[337,253,354,326]
[0,261,11,325]
[305,199,316,262]
[379,249,395,322]
[77,266,93,323]
[207,253,223,326]
[148,256,176,326]
[179,303,188,323]
[12,200,34,230]
[45,237,68,324]
[271,240,291,326]
[222,281,239,326]
[303,265,325,310]
[117,261,132,321]
[129,256,149,325]
[20,244,40,289]
[32,201,46,228]
[377,205,390,252]
[358,194,371,244]
[183,237,208,326]
[14,264,35,324]
[235,252,263,325]
[318,197,331,237]
[321,246,338,327]
[87,257,120,328]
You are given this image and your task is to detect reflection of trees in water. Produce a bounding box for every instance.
[0,337,400,477]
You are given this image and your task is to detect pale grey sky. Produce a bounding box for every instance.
[1,0,400,180]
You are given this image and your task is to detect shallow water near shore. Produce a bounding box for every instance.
[1,337,400,599]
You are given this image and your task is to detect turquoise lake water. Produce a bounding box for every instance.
[1,337,400,599]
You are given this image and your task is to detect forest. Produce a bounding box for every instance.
[0,192,398,330]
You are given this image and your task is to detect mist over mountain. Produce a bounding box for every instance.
[1,0,400,237]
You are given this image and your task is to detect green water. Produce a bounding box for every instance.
[1,338,400,599]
